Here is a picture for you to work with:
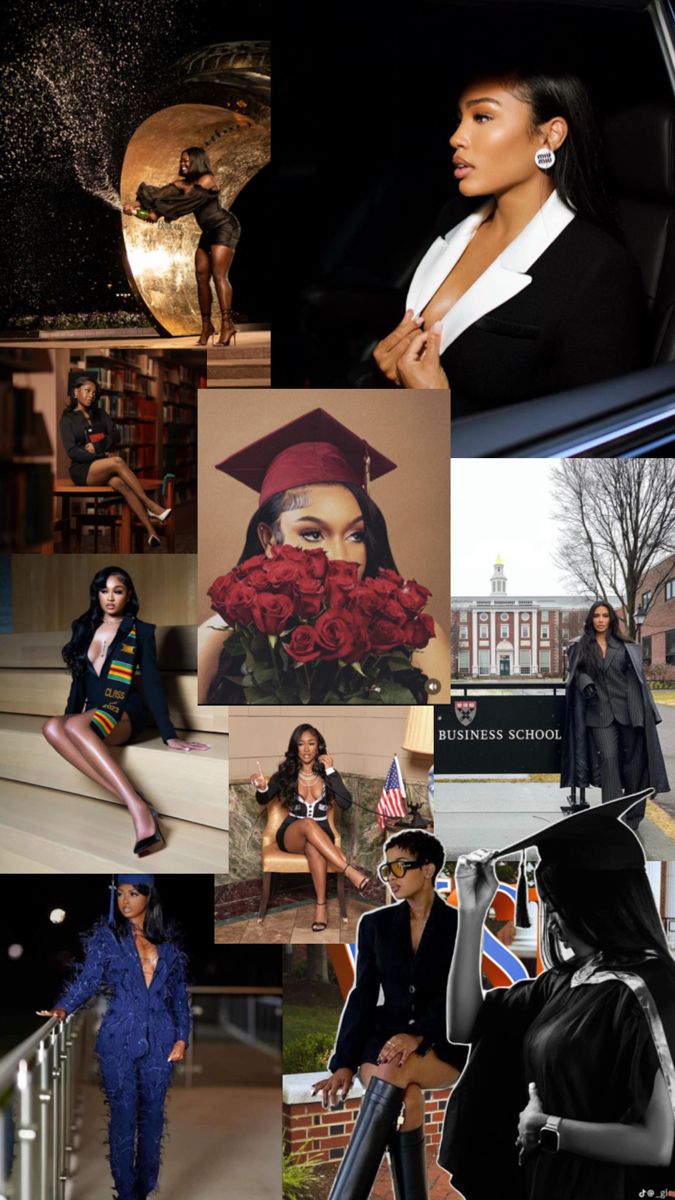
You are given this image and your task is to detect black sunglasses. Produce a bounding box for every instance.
[378,858,425,882]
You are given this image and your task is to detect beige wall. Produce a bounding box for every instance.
[11,554,197,632]
[16,349,74,479]
[197,390,450,625]
[228,705,432,784]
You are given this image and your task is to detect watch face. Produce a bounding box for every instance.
[539,1125,559,1153]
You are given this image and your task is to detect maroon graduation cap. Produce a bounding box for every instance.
[215,407,398,504]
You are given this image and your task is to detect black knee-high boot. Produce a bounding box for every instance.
[388,1126,429,1200]
[328,1077,404,1200]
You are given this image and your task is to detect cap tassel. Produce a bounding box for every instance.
[108,874,117,925]
[515,852,531,928]
[363,444,371,493]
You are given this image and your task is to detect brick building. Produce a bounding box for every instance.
[452,557,588,678]
[636,551,675,679]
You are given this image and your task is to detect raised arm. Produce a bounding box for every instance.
[447,850,499,1044]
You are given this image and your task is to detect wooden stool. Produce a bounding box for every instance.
[54,479,164,553]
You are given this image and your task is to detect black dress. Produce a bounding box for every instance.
[439,953,675,1199]
[60,408,121,486]
[255,769,352,852]
[136,182,241,250]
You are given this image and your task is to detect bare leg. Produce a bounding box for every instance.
[195,246,214,316]
[305,841,329,927]
[86,457,164,522]
[85,459,158,538]
[282,818,366,889]
[52,712,156,840]
[360,1050,459,1131]
[210,245,234,314]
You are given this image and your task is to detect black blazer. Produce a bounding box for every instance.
[574,635,644,729]
[443,220,647,417]
[329,893,465,1072]
[60,407,121,465]
[255,769,352,816]
[65,614,177,743]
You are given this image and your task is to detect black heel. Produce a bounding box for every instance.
[312,900,328,933]
[133,795,165,858]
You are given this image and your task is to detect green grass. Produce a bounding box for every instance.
[285,1000,344,1044]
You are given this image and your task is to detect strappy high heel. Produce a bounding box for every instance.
[342,863,370,894]
[133,795,165,858]
[215,309,238,347]
[196,313,215,346]
[312,900,328,933]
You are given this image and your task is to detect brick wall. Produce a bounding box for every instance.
[283,1073,453,1165]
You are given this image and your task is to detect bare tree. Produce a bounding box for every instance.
[551,460,675,637]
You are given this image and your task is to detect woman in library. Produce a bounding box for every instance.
[441,795,675,1200]
[371,66,646,414]
[60,370,171,548]
[561,600,669,829]
[42,565,209,856]
[198,407,451,706]
[313,830,466,1199]
[123,146,241,347]
[251,723,365,932]
[38,874,190,1200]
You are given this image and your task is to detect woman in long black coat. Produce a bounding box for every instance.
[561,601,669,826]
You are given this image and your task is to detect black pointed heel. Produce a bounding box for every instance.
[133,795,165,858]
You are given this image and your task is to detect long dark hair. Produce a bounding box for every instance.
[111,882,167,944]
[62,565,139,681]
[574,599,632,679]
[462,65,623,242]
[276,723,328,808]
[64,372,102,415]
[537,862,675,977]
[181,146,214,182]
[238,484,399,575]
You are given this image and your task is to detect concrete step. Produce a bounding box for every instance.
[0,713,228,830]
[0,779,229,873]
[0,626,197,670]
[0,668,228,734]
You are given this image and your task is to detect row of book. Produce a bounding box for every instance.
[100,394,157,420]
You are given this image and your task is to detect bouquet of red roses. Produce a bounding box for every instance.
[207,544,435,704]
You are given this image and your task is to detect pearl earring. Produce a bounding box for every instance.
[534,147,555,171]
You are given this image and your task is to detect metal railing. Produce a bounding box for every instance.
[183,986,282,1086]
[0,1013,83,1200]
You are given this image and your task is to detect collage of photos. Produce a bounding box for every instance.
[3,2,675,1200]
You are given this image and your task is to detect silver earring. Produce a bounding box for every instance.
[535,147,555,171]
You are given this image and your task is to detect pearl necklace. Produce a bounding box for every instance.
[298,770,316,781]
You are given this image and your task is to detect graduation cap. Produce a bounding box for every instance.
[68,368,100,395]
[215,407,397,504]
[108,873,156,924]
[491,790,651,927]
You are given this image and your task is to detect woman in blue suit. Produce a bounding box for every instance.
[38,874,191,1200]
[41,565,209,856]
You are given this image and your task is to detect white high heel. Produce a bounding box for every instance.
[148,507,172,523]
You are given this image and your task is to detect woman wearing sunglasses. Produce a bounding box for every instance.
[312,829,466,1199]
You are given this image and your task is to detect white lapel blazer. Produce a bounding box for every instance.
[405,190,576,354]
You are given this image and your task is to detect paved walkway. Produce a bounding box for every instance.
[216,896,371,945]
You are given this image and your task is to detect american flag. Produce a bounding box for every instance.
[376,756,407,830]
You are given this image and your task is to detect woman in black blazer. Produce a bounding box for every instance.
[312,830,466,1200]
[373,68,646,414]
[42,565,208,855]
[60,371,172,546]
[562,600,669,827]
[251,723,368,932]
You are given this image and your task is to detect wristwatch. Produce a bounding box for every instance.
[538,1116,562,1153]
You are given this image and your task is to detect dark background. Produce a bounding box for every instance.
[0,874,280,1052]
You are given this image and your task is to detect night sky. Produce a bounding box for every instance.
[0,0,270,323]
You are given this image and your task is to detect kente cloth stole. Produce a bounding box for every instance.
[89,624,138,739]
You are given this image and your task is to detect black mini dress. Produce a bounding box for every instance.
[136,182,241,250]
[59,409,121,486]
[256,770,353,851]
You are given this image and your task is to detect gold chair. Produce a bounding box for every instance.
[258,797,347,921]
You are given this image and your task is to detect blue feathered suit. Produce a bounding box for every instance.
[56,920,191,1200]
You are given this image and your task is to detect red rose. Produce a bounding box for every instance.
[327,560,360,590]
[370,618,407,654]
[223,580,257,626]
[237,554,267,577]
[301,548,329,580]
[296,591,324,619]
[348,578,383,621]
[283,625,321,663]
[341,616,371,665]
[314,609,355,661]
[207,571,237,617]
[269,545,306,564]
[250,592,295,636]
[402,613,435,649]
[399,579,432,614]
[261,557,302,590]
[377,568,404,587]
[378,596,407,625]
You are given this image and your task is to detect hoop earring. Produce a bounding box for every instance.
[535,147,555,171]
